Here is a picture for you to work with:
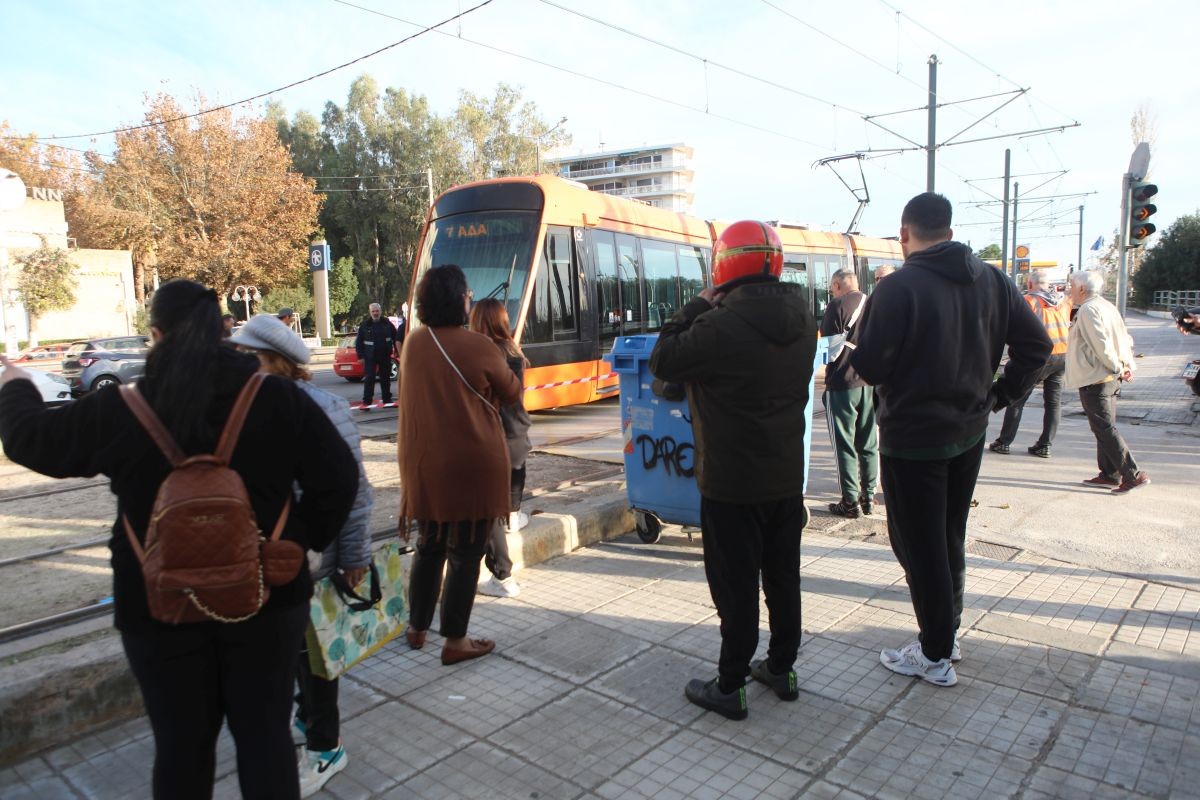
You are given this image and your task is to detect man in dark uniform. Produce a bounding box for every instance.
[355,303,399,407]
[650,220,816,721]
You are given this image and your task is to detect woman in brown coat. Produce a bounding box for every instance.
[398,264,522,665]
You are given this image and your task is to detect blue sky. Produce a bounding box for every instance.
[4,0,1196,271]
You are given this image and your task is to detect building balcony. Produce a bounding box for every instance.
[594,184,693,199]
[560,160,692,180]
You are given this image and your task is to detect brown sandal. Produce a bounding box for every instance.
[441,638,495,665]
[406,628,427,650]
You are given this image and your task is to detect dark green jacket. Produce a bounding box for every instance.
[649,280,817,503]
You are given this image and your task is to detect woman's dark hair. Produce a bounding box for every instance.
[416,264,470,327]
[141,279,224,448]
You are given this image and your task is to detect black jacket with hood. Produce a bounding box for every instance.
[850,240,1051,454]
[649,279,817,503]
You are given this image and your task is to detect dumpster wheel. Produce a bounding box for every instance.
[635,511,662,544]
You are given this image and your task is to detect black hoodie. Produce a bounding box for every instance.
[649,279,817,503]
[850,241,1050,455]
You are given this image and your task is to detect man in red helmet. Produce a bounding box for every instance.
[851,193,1049,687]
[650,220,817,721]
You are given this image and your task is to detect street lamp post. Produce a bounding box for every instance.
[521,116,568,174]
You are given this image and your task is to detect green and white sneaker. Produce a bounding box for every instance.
[299,744,347,798]
[749,658,799,701]
[879,641,957,687]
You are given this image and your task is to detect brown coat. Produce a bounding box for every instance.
[397,325,523,524]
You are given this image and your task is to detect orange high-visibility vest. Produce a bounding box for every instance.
[1026,294,1070,355]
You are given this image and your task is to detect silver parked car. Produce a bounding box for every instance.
[61,336,151,396]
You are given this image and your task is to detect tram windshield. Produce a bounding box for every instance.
[412,210,540,331]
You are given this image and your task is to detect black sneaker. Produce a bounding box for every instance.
[750,658,799,701]
[988,440,1010,454]
[859,496,874,515]
[1027,444,1051,458]
[684,678,748,720]
[828,499,861,518]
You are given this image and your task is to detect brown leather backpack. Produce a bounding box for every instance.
[120,373,304,624]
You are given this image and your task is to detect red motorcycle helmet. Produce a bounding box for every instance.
[711,220,784,289]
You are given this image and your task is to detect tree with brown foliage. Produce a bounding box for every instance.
[82,93,321,300]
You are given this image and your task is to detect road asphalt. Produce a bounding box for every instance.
[1,311,1197,798]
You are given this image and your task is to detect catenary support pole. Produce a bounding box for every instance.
[926,55,938,192]
[1010,182,1019,281]
[1000,149,1011,276]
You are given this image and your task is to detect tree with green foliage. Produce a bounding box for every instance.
[1131,213,1200,307]
[324,256,359,322]
[272,76,568,319]
[975,244,1002,261]
[261,281,314,324]
[15,238,78,347]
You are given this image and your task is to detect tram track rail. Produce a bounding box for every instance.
[0,463,625,646]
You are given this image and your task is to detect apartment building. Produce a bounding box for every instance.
[544,143,695,212]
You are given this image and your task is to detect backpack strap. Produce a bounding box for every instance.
[215,374,290,541]
[119,385,186,467]
[214,373,266,465]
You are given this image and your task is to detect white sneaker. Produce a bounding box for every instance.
[879,640,957,686]
[478,575,521,598]
[299,744,347,798]
[508,511,530,532]
[881,635,962,664]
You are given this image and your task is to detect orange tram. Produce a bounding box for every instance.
[408,175,903,411]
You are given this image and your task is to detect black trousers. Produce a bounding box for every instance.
[296,641,339,752]
[997,354,1066,447]
[1079,381,1140,482]
[120,603,309,800]
[879,439,984,662]
[408,521,489,638]
[363,357,393,404]
[699,494,805,690]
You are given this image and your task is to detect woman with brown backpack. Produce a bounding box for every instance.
[0,280,359,800]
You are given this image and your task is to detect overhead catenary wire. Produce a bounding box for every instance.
[535,0,868,117]
[1,0,496,143]
[331,0,835,151]
[875,0,1080,126]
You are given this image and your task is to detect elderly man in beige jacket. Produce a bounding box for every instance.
[1064,270,1149,493]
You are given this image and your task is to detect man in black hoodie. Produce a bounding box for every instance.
[651,221,816,720]
[851,193,1050,687]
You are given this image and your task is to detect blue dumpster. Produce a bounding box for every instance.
[605,334,827,543]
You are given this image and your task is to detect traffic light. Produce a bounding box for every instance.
[1129,180,1158,246]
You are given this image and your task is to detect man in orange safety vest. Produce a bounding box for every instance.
[988,270,1070,458]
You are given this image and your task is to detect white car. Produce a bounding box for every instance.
[0,367,73,406]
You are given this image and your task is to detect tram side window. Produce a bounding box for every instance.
[781,260,809,292]
[524,229,579,344]
[678,245,707,305]
[641,240,679,332]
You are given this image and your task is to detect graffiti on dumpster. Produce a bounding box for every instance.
[636,434,695,478]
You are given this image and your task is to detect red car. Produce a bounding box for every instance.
[12,344,70,365]
[333,335,398,382]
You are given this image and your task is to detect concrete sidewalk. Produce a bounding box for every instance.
[2,311,1197,798]
[4,525,1198,799]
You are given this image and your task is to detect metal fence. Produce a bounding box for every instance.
[1152,290,1200,308]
